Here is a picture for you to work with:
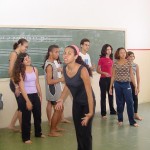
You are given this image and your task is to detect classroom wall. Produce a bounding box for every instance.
[0,0,150,128]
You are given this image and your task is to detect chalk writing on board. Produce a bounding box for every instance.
[0,35,72,42]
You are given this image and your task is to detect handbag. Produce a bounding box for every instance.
[0,93,3,110]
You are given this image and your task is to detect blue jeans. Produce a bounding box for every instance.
[114,81,136,125]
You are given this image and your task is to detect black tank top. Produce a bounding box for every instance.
[64,65,95,105]
[9,51,19,61]
[9,51,19,92]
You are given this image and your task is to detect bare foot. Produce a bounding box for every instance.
[56,127,65,132]
[118,122,123,126]
[134,115,142,121]
[132,123,139,127]
[24,140,32,144]
[48,132,62,137]
[102,116,107,119]
[61,119,71,123]
[40,134,46,138]
[8,126,20,132]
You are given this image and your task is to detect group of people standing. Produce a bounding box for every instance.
[7,37,141,150]
[97,44,142,127]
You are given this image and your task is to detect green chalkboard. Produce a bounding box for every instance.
[0,27,125,78]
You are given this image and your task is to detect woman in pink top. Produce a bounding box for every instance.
[12,53,45,144]
[97,44,116,119]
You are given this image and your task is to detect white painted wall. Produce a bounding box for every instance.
[0,0,150,128]
[0,0,150,48]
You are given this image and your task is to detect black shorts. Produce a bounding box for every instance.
[16,96,24,111]
[9,80,22,111]
[9,80,15,93]
[50,101,57,105]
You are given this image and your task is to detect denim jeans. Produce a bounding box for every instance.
[114,81,136,125]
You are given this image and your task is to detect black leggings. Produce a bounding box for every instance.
[72,102,95,150]
[20,93,42,142]
[99,77,116,116]
[130,82,138,113]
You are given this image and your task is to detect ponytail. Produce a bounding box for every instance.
[13,42,18,50]
[76,55,92,77]
[13,38,28,50]
[42,45,59,69]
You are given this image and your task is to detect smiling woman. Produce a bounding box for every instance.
[12,52,44,144]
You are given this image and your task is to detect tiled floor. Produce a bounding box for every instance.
[0,102,149,150]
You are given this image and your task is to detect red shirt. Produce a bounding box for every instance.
[98,57,113,78]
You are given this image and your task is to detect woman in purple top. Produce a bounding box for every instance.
[12,53,45,144]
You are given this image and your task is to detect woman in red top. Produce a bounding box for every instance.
[97,44,116,119]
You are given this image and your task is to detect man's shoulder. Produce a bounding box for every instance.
[85,53,91,59]
[79,52,84,56]
[79,52,91,59]
[79,51,82,55]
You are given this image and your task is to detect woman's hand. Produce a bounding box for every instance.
[135,87,138,95]
[39,95,42,103]
[55,99,63,110]
[103,72,110,77]
[15,87,20,97]
[81,113,93,126]
[58,76,64,82]
[26,100,32,110]
[57,67,63,72]
[137,86,140,93]
[109,88,113,95]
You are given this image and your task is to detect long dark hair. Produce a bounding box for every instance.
[66,45,92,77]
[13,38,28,50]
[100,44,113,59]
[12,53,29,84]
[42,45,59,69]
